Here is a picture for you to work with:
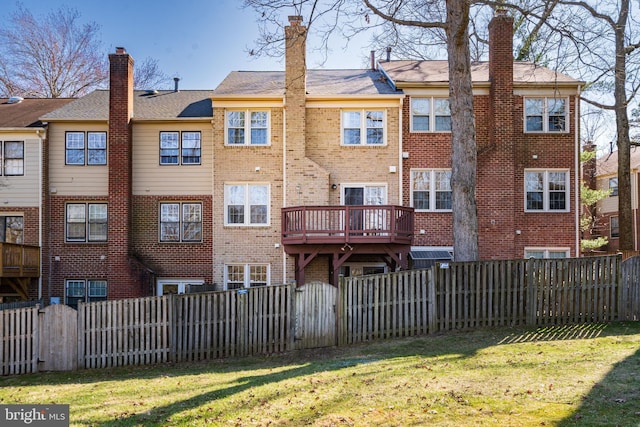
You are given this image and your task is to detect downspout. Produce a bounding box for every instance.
[575,85,582,256]
[282,104,287,284]
[37,129,44,300]
[398,96,404,204]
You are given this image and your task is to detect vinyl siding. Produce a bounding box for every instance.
[48,122,109,196]
[132,122,213,195]
[0,134,41,206]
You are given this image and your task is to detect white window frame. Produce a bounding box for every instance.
[65,132,107,165]
[608,177,618,197]
[224,183,270,226]
[524,169,570,212]
[524,248,570,259]
[524,97,568,133]
[156,278,205,295]
[159,131,201,165]
[1,141,25,175]
[159,202,203,243]
[341,109,386,146]
[224,110,271,146]
[65,203,108,242]
[410,169,452,212]
[224,264,270,290]
[410,98,451,132]
[65,279,107,308]
[610,216,619,238]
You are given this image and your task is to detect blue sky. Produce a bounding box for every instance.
[1,0,373,90]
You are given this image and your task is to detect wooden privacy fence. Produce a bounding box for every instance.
[2,255,640,375]
[339,255,637,345]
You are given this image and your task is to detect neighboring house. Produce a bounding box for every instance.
[0,97,74,302]
[32,11,582,305]
[593,146,640,251]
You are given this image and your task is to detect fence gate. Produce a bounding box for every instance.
[294,282,337,349]
[38,305,77,371]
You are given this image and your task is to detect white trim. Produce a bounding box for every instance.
[156,278,205,296]
[409,169,453,212]
[524,247,570,259]
[223,109,272,146]
[224,183,271,226]
[340,109,387,146]
[523,96,570,134]
[524,169,570,213]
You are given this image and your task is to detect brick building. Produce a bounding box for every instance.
[5,11,583,305]
[591,146,640,252]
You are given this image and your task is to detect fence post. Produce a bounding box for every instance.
[336,276,344,346]
[168,294,176,363]
[616,254,624,321]
[526,258,537,326]
[427,268,437,333]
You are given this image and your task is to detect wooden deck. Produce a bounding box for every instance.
[282,205,414,245]
[1,243,40,300]
[281,205,414,285]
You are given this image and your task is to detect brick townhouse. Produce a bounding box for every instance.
[1,11,582,305]
[589,146,640,252]
[0,97,73,302]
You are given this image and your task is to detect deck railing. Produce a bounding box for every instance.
[282,205,414,245]
[0,243,40,278]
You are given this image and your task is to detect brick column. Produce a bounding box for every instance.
[107,47,138,298]
[480,10,516,258]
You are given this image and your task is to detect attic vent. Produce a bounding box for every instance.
[7,96,24,104]
[145,89,158,95]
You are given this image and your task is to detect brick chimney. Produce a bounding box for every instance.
[479,10,517,259]
[284,16,307,206]
[107,47,137,298]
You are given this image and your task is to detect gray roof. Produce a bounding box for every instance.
[0,98,74,128]
[379,60,582,87]
[213,69,402,97]
[42,90,215,121]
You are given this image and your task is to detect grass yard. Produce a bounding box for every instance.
[1,322,640,426]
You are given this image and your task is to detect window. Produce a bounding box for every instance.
[610,216,619,238]
[411,169,452,211]
[342,110,385,145]
[225,110,269,145]
[225,184,269,226]
[525,248,569,259]
[0,215,23,244]
[1,141,24,175]
[225,264,269,290]
[609,177,618,197]
[66,203,107,242]
[159,202,202,242]
[525,98,567,132]
[65,279,107,309]
[410,98,451,132]
[65,132,106,165]
[157,279,205,295]
[160,131,201,165]
[525,170,569,212]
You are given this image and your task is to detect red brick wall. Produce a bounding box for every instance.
[130,195,214,286]
[107,48,138,298]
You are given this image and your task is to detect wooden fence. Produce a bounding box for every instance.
[1,255,639,375]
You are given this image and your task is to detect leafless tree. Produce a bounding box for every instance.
[552,0,640,251]
[0,4,169,98]
[244,0,480,261]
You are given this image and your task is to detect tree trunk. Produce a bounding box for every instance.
[615,0,634,250]
[446,0,479,261]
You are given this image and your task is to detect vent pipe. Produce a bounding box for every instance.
[174,77,180,92]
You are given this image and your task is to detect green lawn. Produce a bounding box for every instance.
[1,322,640,426]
